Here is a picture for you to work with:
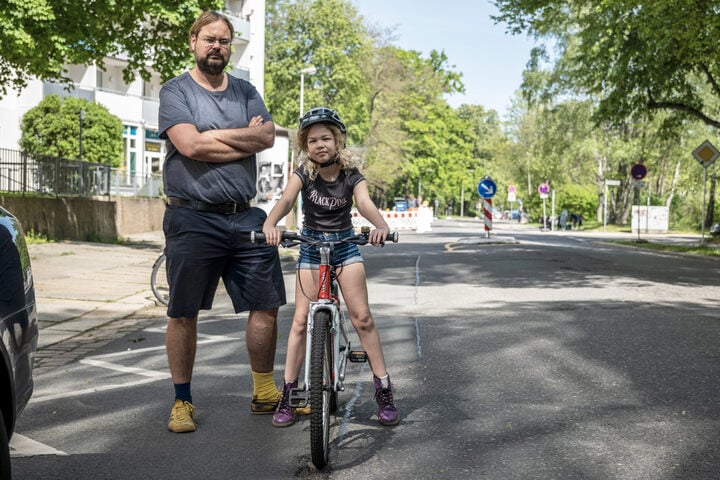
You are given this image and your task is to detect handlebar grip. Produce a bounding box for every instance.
[250,231,300,244]
[387,231,399,243]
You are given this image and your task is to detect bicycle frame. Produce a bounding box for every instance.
[301,244,352,399]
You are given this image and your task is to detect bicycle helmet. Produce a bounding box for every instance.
[299,107,347,133]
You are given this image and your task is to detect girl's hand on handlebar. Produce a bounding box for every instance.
[369,226,389,246]
[262,223,282,246]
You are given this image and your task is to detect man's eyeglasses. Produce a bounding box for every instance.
[200,37,231,49]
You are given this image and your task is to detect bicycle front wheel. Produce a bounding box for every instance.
[309,309,333,469]
[150,254,169,306]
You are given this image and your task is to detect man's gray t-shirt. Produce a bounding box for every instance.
[159,72,272,204]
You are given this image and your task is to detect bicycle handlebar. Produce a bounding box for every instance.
[251,230,399,247]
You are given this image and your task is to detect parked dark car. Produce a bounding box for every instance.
[0,206,38,480]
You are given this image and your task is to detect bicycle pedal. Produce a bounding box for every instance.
[348,350,368,363]
[288,388,309,408]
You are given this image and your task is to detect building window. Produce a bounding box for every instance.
[123,125,139,174]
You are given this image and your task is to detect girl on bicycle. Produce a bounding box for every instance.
[262,107,399,428]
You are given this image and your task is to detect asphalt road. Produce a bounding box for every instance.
[11,219,720,479]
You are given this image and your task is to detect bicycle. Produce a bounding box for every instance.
[150,253,169,306]
[251,226,398,469]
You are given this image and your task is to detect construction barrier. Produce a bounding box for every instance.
[351,206,433,232]
[482,198,493,234]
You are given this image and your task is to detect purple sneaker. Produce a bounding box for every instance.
[272,381,297,428]
[373,375,400,426]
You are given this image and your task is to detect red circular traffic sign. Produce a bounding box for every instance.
[538,183,550,194]
[631,163,647,180]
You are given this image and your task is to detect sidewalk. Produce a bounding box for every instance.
[28,231,167,373]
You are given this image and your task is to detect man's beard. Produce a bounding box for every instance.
[196,53,228,76]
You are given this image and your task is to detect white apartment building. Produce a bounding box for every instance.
[0,0,269,182]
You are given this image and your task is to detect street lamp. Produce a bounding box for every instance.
[78,109,86,195]
[299,66,317,120]
[296,66,317,228]
[460,168,475,217]
[79,109,85,162]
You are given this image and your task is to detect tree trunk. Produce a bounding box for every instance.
[705,171,716,228]
[665,161,680,209]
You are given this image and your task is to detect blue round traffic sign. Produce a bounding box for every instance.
[477,177,497,199]
[538,183,550,194]
[631,163,647,180]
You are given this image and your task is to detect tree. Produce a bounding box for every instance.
[493,0,720,130]
[0,0,222,97]
[265,0,371,138]
[361,45,413,204]
[20,95,124,166]
[391,50,472,212]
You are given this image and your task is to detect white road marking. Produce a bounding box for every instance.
[19,322,244,457]
[10,434,68,457]
[80,358,170,378]
[335,363,369,457]
[29,330,237,404]
[30,376,167,403]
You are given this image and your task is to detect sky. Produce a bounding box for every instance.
[351,0,541,117]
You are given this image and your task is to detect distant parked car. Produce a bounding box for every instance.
[393,197,408,212]
[0,206,39,480]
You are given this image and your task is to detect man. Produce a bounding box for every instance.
[158,10,285,433]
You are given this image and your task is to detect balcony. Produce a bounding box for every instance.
[225,11,251,45]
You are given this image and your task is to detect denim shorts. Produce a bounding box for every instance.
[162,205,286,318]
[297,227,363,270]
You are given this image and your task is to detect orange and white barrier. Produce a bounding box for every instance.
[351,206,433,232]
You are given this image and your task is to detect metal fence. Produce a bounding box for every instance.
[0,148,162,198]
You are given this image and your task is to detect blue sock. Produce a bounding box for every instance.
[174,382,192,403]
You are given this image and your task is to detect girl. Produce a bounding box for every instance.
[262,107,399,427]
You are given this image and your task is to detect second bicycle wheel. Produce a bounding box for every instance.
[309,309,332,469]
[150,254,169,306]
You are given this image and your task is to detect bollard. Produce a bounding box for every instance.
[482,198,493,237]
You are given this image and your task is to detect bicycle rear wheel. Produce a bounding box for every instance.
[150,254,169,306]
[309,309,332,469]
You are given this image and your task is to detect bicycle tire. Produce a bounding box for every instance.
[309,309,332,469]
[150,254,169,306]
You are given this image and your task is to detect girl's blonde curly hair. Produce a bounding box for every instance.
[295,123,359,180]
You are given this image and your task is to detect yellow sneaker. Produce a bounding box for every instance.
[168,400,196,433]
[296,404,311,415]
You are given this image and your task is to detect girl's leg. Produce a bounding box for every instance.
[282,269,317,382]
[336,263,387,377]
[337,262,400,426]
[273,269,316,427]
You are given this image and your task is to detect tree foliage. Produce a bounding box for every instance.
[0,0,222,97]
[493,0,720,129]
[265,0,477,211]
[20,95,124,167]
[265,0,371,138]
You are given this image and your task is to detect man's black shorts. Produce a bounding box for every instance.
[162,205,286,318]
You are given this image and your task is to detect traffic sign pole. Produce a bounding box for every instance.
[482,198,493,237]
[692,140,720,245]
[538,183,550,230]
[477,176,497,237]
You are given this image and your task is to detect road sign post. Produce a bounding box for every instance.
[630,164,648,242]
[538,183,550,230]
[478,176,497,237]
[692,140,720,245]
